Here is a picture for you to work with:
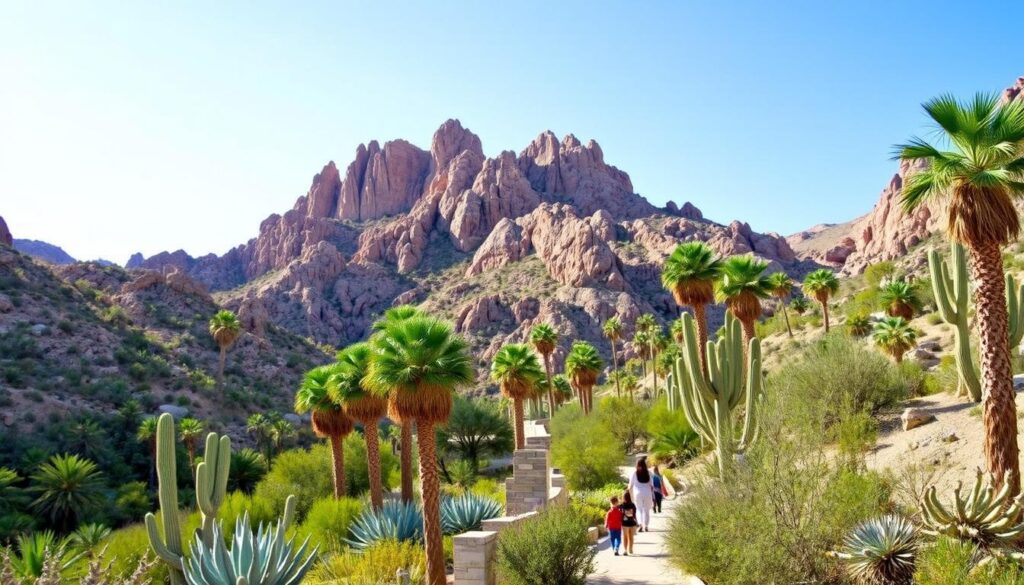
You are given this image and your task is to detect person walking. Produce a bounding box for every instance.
[628,457,655,531]
[619,491,638,555]
[651,464,665,514]
[605,495,623,556]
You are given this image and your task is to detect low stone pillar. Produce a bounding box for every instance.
[505,449,550,516]
[453,531,498,585]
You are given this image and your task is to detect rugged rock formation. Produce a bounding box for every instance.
[0,216,11,247]
[13,239,77,264]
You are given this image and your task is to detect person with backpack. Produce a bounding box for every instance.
[651,464,666,513]
[619,490,638,555]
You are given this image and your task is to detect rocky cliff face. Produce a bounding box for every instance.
[0,216,11,247]
[130,119,804,390]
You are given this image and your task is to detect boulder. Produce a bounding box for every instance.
[901,408,935,431]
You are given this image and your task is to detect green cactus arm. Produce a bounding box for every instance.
[680,314,715,402]
[677,360,714,443]
[212,435,231,508]
[196,461,215,517]
[738,340,762,449]
[929,249,958,323]
[282,494,298,530]
[145,513,183,565]
[1007,274,1024,349]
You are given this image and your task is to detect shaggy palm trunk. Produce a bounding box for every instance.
[693,303,710,374]
[779,299,793,337]
[650,341,659,395]
[543,354,555,417]
[329,434,346,499]
[818,295,831,333]
[364,422,383,510]
[400,422,413,503]
[217,345,227,389]
[513,398,525,450]
[416,420,446,585]
[610,339,621,398]
[740,318,756,348]
[971,243,1021,495]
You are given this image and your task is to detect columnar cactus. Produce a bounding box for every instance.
[671,312,763,477]
[145,413,231,583]
[930,243,1024,402]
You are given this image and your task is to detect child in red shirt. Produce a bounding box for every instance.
[605,496,623,556]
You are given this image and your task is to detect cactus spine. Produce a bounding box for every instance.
[672,312,763,478]
[144,412,231,583]
[930,243,1024,402]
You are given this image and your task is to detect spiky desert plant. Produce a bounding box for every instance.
[182,496,316,585]
[370,304,422,504]
[228,448,267,494]
[832,515,918,585]
[7,531,82,580]
[177,417,204,471]
[346,500,424,550]
[767,271,795,337]
[295,364,353,499]
[441,494,503,534]
[920,469,1024,547]
[208,309,241,389]
[29,454,104,533]
[602,317,623,398]
[661,241,722,371]
[565,341,603,415]
[872,317,917,364]
[364,316,474,585]
[896,92,1024,495]
[491,344,544,450]
[791,296,810,315]
[330,342,388,510]
[671,313,763,478]
[804,269,840,333]
[67,523,111,556]
[529,323,559,417]
[716,255,771,345]
[847,314,873,337]
[880,280,924,320]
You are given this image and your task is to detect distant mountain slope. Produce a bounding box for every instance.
[13,238,77,264]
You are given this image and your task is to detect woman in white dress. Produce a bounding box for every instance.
[627,457,655,532]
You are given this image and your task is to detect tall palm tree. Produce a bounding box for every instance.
[177,418,204,472]
[371,304,422,504]
[872,317,918,364]
[295,364,353,499]
[803,269,840,333]
[136,417,158,487]
[529,323,559,417]
[330,342,388,510]
[652,331,669,393]
[551,374,574,407]
[880,280,923,320]
[791,296,810,315]
[602,317,624,398]
[631,329,651,384]
[661,241,722,371]
[636,314,659,393]
[491,344,544,450]
[270,417,296,454]
[897,92,1024,493]
[245,413,273,462]
[208,309,241,389]
[717,255,771,344]
[29,454,104,532]
[364,316,474,585]
[565,341,603,415]
[767,271,795,337]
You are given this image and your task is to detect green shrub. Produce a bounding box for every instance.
[306,539,426,585]
[253,445,334,521]
[914,536,1024,584]
[836,411,879,461]
[217,491,276,531]
[595,396,647,453]
[343,432,399,496]
[496,505,596,585]
[550,408,621,490]
[296,497,364,553]
[645,397,700,466]
[469,478,505,507]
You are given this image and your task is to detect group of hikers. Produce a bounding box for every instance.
[603,458,669,556]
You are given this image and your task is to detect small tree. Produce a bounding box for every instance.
[804,269,840,333]
[208,309,241,389]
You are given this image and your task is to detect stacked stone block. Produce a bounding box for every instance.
[504,449,550,516]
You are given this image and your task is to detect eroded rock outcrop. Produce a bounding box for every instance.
[0,216,12,247]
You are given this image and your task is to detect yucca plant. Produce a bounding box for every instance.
[920,469,1024,547]
[182,498,317,585]
[832,515,918,585]
[7,531,82,580]
[847,314,872,337]
[346,500,424,550]
[441,493,503,534]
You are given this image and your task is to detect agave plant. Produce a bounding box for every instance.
[441,493,503,534]
[182,498,317,585]
[920,469,1024,547]
[833,515,918,585]
[346,500,424,550]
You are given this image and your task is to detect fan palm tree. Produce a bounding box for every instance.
[846,314,872,337]
[136,417,158,487]
[767,271,795,337]
[601,317,624,398]
[565,341,603,415]
[661,241,722,371]
[29,454,104,532]
[364,316,474,585]
[270,417,296,453]
[177,418,204,471]
[636,314,660,393]
[529,323,559,416]
[717,255,771,344]
[227,448,267,494]
[803,269,840,333]
[295,364,353,499]
[245,413,273,462]
[631,329,651,384]
[208,309,241,389]
[896,92,1024,493]
[491,344,545,450]
[872,317,918,364]
[791,296,810,315]
[330,342,388,510]
[551,374,574,406]
[370,304,422,504]
[880,280,923,320]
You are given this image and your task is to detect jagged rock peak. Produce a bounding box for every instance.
[431,119,483,170]
[0,216,12,247]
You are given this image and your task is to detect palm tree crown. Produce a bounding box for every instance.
[30,454,105,531]
[491,344,544,399]
[872,316,918,362]
[716,255,771,324]
[767,272,794,299]
[880,280,923,320]
[331,342,386,422]
[529,324,558,356]
[295,364,352,438]
[208,310,241,347]
[803,269,840,301]
[565,341,603,388]
[372,305,421,332]
[661,242,722,306]
[602,317,623,342]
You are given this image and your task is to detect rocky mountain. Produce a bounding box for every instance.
[13,238,77,265]
[128,120,807,387]
[789,76,1024,275]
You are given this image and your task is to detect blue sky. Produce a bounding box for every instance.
[2,1,1023,263]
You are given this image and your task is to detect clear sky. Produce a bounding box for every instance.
[2,1,1023,263]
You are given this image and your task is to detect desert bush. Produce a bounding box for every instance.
[306,539,426,585]
[645,397,700,466]
[342,432,399,496]
[496,505,596,585]
[217,491,275,531]
[914,536,1024,585]
[253,446,333,521]
[469,478,505,507]
[595,396,648,453]
[296,497,364,553]
[550,408,621,490]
